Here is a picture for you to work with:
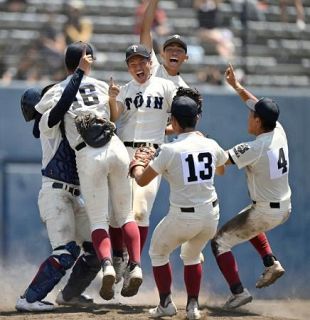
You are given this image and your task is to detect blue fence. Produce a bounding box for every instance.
[1,86,309,299]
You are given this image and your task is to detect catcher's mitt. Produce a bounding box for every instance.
[129,146,156,178]
[75,112,116,148]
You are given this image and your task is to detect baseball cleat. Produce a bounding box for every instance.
[121,264,143,297]
[149,299,177,318]
[256,260,285,288]
[186,298,201,319]
[15,297,55,312]
[223,288,253,309]
[99,262,116,300]
[55,290,94,307]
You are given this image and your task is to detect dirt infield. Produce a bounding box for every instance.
[1,298,309,320]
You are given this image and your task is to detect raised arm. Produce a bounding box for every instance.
[225,64,258,104]
[48,46,93,128]
[108,77,123,122]
[140,0,160,52]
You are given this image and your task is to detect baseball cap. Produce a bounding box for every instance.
[171,96,200,118]
[163,35,187,53]
[247,97,279,124]
[125,44,151,62]
[65,41,94,71]
[21,88,41,122]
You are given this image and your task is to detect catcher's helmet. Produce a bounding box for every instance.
[21,88,41,122]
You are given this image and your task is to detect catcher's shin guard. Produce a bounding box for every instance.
[61,242,101,301]
[24,257,66,303]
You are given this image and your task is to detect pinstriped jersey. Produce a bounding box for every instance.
[150,132,228,207]
[228,122,291,202]
[116,76,176,144]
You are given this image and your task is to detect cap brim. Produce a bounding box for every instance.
[126,53,150,62]
[246,99,257,111]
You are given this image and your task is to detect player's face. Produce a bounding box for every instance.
[248,111,261,135]
[161,44,188,74]
[127,56,152,84]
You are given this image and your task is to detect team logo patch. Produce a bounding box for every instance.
[233,143,250,158]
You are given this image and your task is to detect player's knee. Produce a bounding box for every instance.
[149,249,169,266]
[211,236,230,256]
[181,253,201,265]
[52,241,81,270]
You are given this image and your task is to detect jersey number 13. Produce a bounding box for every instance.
[181,151,214,185]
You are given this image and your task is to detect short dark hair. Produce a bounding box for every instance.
[65,41,94,72]
[253,112,277,131]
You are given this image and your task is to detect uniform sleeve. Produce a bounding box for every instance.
[35,85,61,115]
[149,145,171,174]
[39,109,60,138]
[213,140,229,166]
[164,80,177,112]
[116,85,126,112]
[228,140,262,169]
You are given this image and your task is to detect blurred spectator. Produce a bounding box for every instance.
[232,0,266,22]
[135,0,172,54]
[279,0,306,30]
[63,0,93,45]
[3,0,27,12]
[194,0,235,61]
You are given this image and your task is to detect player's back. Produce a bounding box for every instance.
[151,132,227,208]
[245,122,291,202]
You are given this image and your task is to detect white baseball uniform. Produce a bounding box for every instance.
[148,132,228,266]
[110,76,176,227]
[214,122,292,255]
[37,75,135,232]
[150,50,189,88]
[37,111,91,250]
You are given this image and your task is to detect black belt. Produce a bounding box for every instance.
[75,142,86,151]
[52,182,80,196]
[252,201,280,209]
[124,141,159,149]
[180,199,218,212]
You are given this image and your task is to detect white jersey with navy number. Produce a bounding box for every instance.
[116,76,176,144]
[36,75,109,150]
[229,122,291,202]
[150,50,189,88]
[150,132,228,207]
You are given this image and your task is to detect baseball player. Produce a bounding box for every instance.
[108,43,176,273]
[211,64,291,309]
[36,41,142,300]
[140,0,189,88]
[130,87,227,319]
[16,51,101,312]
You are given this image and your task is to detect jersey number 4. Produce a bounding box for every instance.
[268,146,289,179]
[182,151,214,185]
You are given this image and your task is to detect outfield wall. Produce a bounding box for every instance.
[0,86,309,299]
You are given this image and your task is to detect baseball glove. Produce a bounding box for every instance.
[129,146,156,178]
[75,112,116,148]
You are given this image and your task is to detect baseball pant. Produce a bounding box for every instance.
[127,146,161,227]
[213,200,291,256]
[38,180,91,249]
[149,201,220,267]
[75,135,135,231]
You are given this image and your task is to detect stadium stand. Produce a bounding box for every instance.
[0,0,309,88]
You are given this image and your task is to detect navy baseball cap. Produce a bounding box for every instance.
[65,41,94,71]
[171,96,200,118]
[21,88,41,122]
[163,35,187,53]
[247,97,279,123]
[125,44,151,62]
